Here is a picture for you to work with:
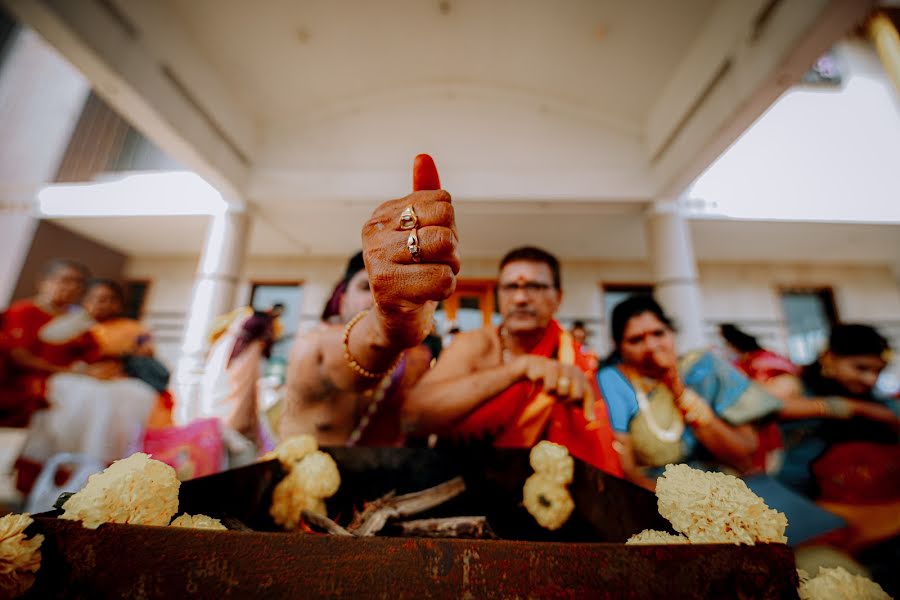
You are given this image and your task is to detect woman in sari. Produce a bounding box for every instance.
[771,324,899,501]
[775,326,899,592]
[82,280,173,428]
[14,277,160,493]
[596,295,782,490]
[194,303,284,446]
[1,260,101,430]
[720,323,799,384]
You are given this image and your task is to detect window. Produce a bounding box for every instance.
[433,279,500,335]
[122,280,151,319]
[780,287,838,365]
[250,282,304,360]
[602,284,654,329]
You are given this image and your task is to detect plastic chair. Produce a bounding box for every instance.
[25,452,106,514]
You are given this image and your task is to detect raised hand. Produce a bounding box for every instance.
[362,154,459,349]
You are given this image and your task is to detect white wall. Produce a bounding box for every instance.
[126,254,900,373]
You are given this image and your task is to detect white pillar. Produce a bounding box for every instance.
[174,209,250,421]
[0,29,90,305]
[644,200,706,351]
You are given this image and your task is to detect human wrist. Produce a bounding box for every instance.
[823,397,854,419]
[371,301,432,351]
[344,310,402,380]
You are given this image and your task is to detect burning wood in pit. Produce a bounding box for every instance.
[299,476,493,539]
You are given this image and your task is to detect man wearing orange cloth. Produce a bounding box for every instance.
[404,247,622,476]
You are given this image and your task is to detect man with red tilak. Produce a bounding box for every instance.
[279,156,458,446]
[404,246,623,477]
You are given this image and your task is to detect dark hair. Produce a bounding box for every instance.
[272,302,286,311]
[719,323,762,353]
[343,251,366,287]
[610,295,674,347]
[320,251,367,323]
[86,278,125,303]
[321,280,347,322]
[498,246,561,289]
[40,259,90,281]
[572,320,586,330]
[828,324,890,359]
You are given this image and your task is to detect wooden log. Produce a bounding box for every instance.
[348,477,466,537]
[395,516,495,539]
[301,511,353,536]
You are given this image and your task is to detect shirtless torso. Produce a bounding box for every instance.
[279,324,433,446]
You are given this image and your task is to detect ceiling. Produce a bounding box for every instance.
[51,210,900,266]
[164,0,718,130]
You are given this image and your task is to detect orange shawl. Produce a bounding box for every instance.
[453,320,623,477]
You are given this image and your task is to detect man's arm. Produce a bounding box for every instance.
[402,329,525,432]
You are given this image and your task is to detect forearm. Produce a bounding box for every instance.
[403,362,524,432]
[778,396,852,420]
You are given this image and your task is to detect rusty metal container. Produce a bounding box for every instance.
[25,447,800,598]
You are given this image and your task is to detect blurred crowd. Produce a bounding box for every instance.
[1,248,897,590]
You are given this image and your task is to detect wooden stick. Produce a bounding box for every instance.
[301,511,353,536]
[348,477,466,537]
[396,516,494,539]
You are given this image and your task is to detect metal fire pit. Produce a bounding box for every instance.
[25,447,800,598]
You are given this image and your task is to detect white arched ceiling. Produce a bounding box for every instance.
[251,85,651,205]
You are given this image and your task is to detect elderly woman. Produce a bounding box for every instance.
[596,295,781,490]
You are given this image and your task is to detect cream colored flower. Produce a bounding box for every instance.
[523,473,574,531]
[169,514,227,530]
[655,464,787,545]
[262,435,318,469]
[292,451,341,499]
[625,529,689,545]
[0,513,43,598]
[529,441,575,486]
[270,469,328,530]
[798,566,890,600]
[60,453,180,529]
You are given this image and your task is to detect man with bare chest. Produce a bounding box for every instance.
[404,247,622,475]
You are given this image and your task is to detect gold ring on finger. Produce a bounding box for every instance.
[399,206,418,230]
[407,231,421,262]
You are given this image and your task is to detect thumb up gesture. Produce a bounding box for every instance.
[362,154,460,349]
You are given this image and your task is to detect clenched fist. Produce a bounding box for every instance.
[362,155,460,349]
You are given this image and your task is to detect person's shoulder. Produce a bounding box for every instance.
[453,327,496,350]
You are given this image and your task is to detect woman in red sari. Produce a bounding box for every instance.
[1,260,105,428]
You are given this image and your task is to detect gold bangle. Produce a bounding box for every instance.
[342,309,400,379]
